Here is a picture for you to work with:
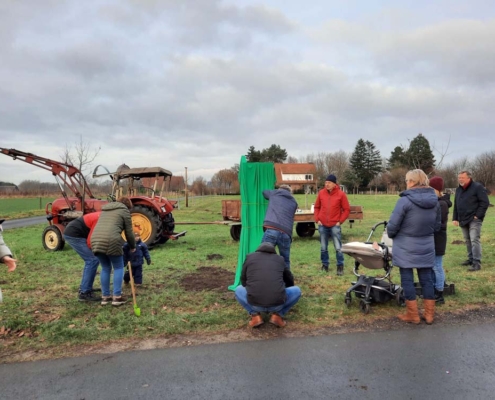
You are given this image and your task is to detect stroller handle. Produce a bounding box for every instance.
[371,221,388,230]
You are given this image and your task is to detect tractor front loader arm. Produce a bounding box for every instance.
[0,148,96,202]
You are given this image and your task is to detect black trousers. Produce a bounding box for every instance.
[124,264,143,284]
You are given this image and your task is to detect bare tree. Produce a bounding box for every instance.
[471,151,495,188]
[61,135,101,180]
[324,150,350,182]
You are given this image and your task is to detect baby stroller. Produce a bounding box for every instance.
[342,221,404,314]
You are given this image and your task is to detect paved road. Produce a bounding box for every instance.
[1,216,46,230]
[1,322,494,400]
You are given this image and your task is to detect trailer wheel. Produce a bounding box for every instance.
[296,222,315,237]
[42,226,65,251]
[130,206,160,247]
[230,225,241,241]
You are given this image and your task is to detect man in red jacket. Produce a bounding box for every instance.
[314,174,350,275]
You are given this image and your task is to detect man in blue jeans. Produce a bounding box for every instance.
[235,243,301,328]
[314,174,350,275]
[261,185,298,270]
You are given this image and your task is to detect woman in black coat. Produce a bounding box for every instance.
[429,176,451,305]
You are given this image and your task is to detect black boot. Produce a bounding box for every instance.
[468,261,481,272]
[435,289,445,305]
[336,265,344,276]
[461,259,473,266]
[321,264,329,272]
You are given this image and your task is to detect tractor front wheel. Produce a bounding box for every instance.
[130,206,160,247]
[42,226,65,251]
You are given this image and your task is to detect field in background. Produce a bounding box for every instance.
[0,194,494,361]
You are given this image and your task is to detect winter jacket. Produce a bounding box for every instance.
[90,202,136,256]
[263,189,298,237]
[0,232,12,261]
[64,212,101,248]
[240,243,295,308]
[387,187,441,269]
[314,186,350,227]
[434,196,451,256]
[453,180,490,227]
[124,240,151,267]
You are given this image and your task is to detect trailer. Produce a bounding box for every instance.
[221,199,364,241]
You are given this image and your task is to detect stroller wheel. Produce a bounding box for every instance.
[395,287,405,306]
[359,300,371,314]
[345,296,352,307]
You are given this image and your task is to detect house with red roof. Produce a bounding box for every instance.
[274,163,317,193]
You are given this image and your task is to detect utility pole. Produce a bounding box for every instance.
[185,167,189,207]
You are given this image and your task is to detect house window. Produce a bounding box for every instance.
[305,174,313,180]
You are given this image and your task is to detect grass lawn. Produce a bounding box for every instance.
[1,193,494,361]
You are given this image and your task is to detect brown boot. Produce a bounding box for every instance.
[397,300,420,324]
[248,313,264,328]
[269,313,287,328]
[423,299,436,325]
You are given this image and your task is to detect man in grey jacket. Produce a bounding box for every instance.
[261,185,298,270]
[0,220,17,303]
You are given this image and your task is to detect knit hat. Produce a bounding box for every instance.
[429,176,444,192]
[326,174,337,183]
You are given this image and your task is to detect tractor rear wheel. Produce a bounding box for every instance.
[42,226,65,251]
[130,206,161,248]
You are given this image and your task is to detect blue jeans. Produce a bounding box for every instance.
[261,229,292,269]
[432,255,445,291]
[234,285,301,317]
[95,254,125,297]
[400,267,434,301]
[460,219,482,262]
[318,224,344,267]
[64,235,99,293]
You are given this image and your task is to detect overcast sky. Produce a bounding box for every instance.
[1,0,494,185]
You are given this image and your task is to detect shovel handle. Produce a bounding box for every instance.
[128,262,138,307]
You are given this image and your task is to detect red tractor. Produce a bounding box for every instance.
[0,148,186,251]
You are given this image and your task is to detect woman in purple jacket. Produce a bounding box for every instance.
[387,169,441,325]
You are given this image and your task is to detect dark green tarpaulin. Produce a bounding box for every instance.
[228,156,276,291]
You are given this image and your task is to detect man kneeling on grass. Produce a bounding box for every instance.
[235,242,301,328]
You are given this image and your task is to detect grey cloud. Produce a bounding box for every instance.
[311,18,495,87]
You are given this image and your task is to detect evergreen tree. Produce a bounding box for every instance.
[349,139,382,187]
[404,133,436,173]
[246,146,262,162]
[387,146,406,169]
[246,144,288,163]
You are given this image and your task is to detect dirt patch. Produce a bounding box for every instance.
[187,247,196,251]
[206,254,223,260]
[180,266,234,292]
[451,240,465,245]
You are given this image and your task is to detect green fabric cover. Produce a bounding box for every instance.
[229,156,276,290]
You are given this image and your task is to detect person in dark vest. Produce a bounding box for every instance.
[63,212,102,302]
[429,176,452,304]
[234,243,301,328]
[452,170,490,271]
[261,185,298,270]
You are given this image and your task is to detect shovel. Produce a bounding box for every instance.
[128,262,141,316]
